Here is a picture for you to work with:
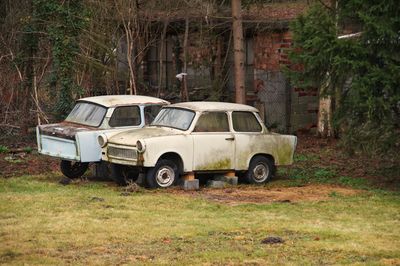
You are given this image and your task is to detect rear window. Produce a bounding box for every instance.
[109,106,141,127]
[232,111,262,132]
[65,102,106,127]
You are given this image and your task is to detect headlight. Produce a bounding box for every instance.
[98,134,108,147]
[136,140,145,153]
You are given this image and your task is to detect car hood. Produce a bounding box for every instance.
[39,122,97,140]
[108,126,183,146]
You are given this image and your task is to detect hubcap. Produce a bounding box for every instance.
[253,163,269,182]
[156,166,175,187]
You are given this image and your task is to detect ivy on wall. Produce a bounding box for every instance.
[33,0,88,119]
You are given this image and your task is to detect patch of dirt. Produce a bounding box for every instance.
[0,152,59,178]
[169,184,362,205]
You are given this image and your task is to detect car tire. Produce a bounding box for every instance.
[60,160,89,179]
[110,164,139,186]
[145,159,179,188]
[245,156,274,184]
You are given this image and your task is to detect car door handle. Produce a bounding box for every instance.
[225,137,235,141]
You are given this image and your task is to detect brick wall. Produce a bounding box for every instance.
[253,30,318,133]
[254,31,292,72]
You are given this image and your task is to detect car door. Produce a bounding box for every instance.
[192,111,235,171]
[231,111,264,170]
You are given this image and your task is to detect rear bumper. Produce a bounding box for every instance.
[37,128,80,161]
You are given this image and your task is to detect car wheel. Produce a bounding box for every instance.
[146,159,179,188]
[245,156,274,184]
[60,160,89,179]
[110,164,139,186]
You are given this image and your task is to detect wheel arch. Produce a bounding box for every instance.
[248,153,276,174]
[158,152,184,174]
[249,153,275,163]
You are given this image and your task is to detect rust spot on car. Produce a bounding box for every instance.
[39,121,96,140]
[137,153,144,166]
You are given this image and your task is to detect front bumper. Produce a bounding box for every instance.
[104,143,140,166]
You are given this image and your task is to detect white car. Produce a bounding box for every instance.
[36,95,169,178]
[99,102,297,188]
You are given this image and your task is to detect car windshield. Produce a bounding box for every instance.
[65,102,107,127]
[151,108,195,130]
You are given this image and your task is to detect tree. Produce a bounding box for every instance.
[288,1,400,156]
[232,0,246,104]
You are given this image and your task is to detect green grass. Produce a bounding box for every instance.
[0,174,399,265]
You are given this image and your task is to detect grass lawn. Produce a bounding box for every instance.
[0,173,399,265]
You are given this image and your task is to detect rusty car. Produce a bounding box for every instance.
[36,95,169,179]
[99,101,297,188]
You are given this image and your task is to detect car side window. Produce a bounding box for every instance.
[232,111,262,132]
[144,105,162,125]
[194,112,229,132]
[109,106,141,127]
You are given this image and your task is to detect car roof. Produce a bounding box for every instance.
[167,101,259,112]
[77,95,170,107]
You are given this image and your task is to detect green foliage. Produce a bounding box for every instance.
[314,168,336,180]
[23,147,33,154]
[284,166,371,189]
[33,0,88,119]
[338,176,368,189]
[287,1,400,157]
[287,167,337,184]
[287,4,338,90]
[294,154,319,162]
[0,145,9,153]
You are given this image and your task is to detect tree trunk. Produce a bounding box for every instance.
[33,70,40,125]
[317,0,337,137]
[126,27,137,95]
[182,16,189,101]
[157,19,168,97]
[317,96,333,137]
[232,0,246,104]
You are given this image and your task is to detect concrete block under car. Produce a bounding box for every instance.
[207,180,228,189]
[183,179,199,190]
[214,175,238,185]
